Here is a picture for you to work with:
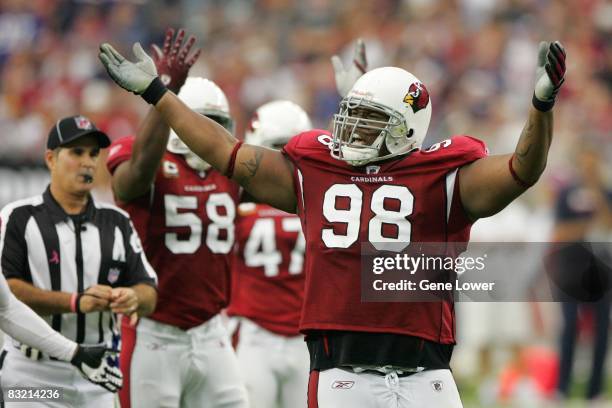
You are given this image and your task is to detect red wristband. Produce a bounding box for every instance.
[225,141,243,178]
[508,155,534,188]
[70,293,78,313]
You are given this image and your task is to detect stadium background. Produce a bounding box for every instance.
[0,0,610,406]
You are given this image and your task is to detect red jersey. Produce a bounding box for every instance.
[227,203,305,336]
[107,136,240,329]
[282,131,487,344]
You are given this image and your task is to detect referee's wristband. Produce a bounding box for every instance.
[141,77,168,105]
[70,292,84,314]
[70,293,78,313]
[532,93,555,112]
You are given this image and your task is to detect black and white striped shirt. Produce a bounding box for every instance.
[0,186,157,346]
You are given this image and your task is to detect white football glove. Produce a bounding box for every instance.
[99,43,158,95]
[331,38,368,97]
[71,345,123,393]
[533,41,566,111]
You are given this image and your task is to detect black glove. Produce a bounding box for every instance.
[70,345,123,393]
[532,41,566,111]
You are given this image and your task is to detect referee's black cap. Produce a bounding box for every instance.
[47,115,111,150]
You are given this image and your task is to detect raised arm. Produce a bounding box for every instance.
[99,43,297,212]
[154,94,297,212]
[460,41,566,219]
[112,28,200,202]
[331,38,367,97]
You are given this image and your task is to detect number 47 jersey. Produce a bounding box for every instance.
[107,136,240,329]
[282,130,488,344]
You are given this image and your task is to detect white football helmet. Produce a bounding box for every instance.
[244,100,312,149]
[167,77,234,171]
[331,67,432,166]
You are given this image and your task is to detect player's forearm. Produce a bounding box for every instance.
[113,108,170,202]
[459,107,553,219]
[155,92,236,172]
[7,279,72,315]
[0,293,77,360]
[133,108,171,174]
[511,106,553,185]
[132,283,157,316]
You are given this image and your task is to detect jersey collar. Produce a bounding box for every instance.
[43,185,96,224]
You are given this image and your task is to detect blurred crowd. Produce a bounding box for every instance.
[1,0,610,165]
[0,0,611,405]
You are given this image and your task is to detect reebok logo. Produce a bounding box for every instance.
[331,380,355,389]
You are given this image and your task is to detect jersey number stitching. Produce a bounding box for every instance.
[243,217,305,277]
[164,193,235,254]
[321,184,413,250]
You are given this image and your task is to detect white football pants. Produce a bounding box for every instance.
[235,318,310,408]
[311,368,463,408]
[128,315,248,408]
[0,346,115,408]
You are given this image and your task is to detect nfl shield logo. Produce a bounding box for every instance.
[366,165,380,175]
[163,161,179,177]
[74,116,93,130]
[431,380,444,392]
[107,267,120,284]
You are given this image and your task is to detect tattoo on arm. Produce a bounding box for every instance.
[515,143,532,165]
[515,122,535,165]
[513,109,552,179]
[239,149,264,186]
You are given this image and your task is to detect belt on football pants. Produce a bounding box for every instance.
[341,366,422,378]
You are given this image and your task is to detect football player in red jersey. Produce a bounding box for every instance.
[104,30,248,408]
[227,100,312,408]
[100,39,566,407]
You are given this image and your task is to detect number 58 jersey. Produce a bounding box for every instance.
[107,136,240,329]
[282,130,488,344]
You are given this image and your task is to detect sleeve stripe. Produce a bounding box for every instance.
[445,169,458,223]
[0,196,43,278]
[139,251,157,283]
[297,169,305,214]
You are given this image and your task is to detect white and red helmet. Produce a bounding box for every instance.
[331,67,432,166]
[245,100,312,149]
[167,77,234,171]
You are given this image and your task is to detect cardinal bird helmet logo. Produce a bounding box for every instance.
[403,82,430,114]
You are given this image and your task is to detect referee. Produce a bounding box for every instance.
[0,115,157,408]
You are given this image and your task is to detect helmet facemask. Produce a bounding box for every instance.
[332,97,409,166]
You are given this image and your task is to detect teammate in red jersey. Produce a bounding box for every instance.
[100,39,567,407]
[227,100,312,408]
[105,29,247,408]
